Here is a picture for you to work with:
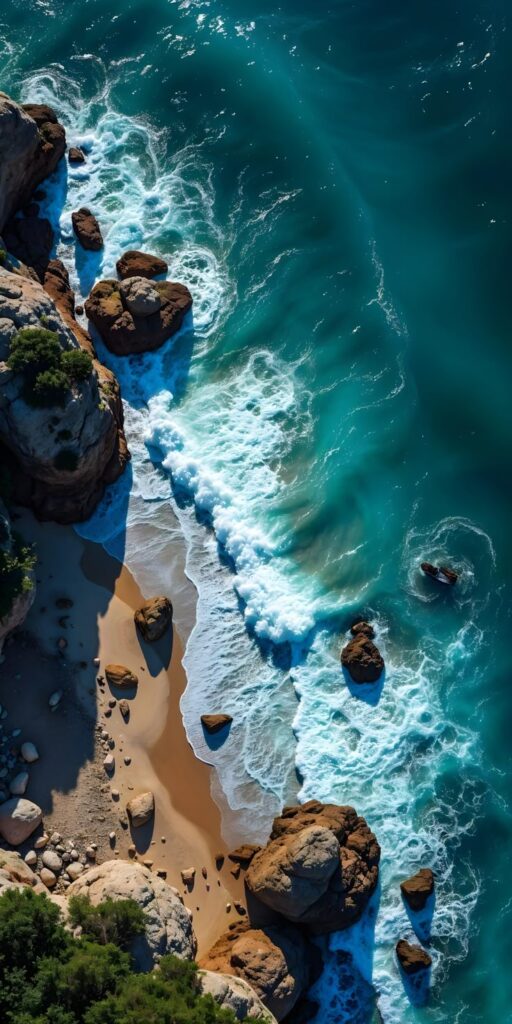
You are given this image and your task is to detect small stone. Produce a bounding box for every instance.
[9,771,29,796]
[103,754,115,773]
[85,846,96,859]
[157,869,167,879]
[108,699,117,709]
[201,714,232,735]
[48,690,62,709]
[66,861,84,881]
[70,849,79,860]
[143,859,153,868]
[42,850,63,873]
[24,850,37,866]
[40,867,57,889]
[225,903,231,913]
[35,835,49,850]
[201,867,207,879]
[109,831,116,843]
[119,700,130,720]
[57,637,67,649]
[234,902,246,916]
[111,789,120,801]
[93,657,100,667]
[124,756,131,766]
[230,866,241,879]
[215,853,225,870]
[126,791,154,828]
[69,146,86,164]
[21,742,39,763]
[50,831,62,844]
[128,844,136,858]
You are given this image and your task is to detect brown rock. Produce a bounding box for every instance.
[228,844,261,867]
[72,207,103,251]
[105,665,139,689]
[119,699,130,721]
[84,277,192,355]
[400,868,435,912]
[341,633,384,683]
[246,800,380,934]
[396,940,432,975]
[68,147,85,164]
[126,791,154,828]
[199,921,310,1022]
[350,620,375,639]
[134,596,173,642]
[201,714,233,735]
[116,249,168,280]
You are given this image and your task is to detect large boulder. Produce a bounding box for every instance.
[199,921,309,1022]
[134,596,173,642]
[85,277,192,355]
[341,632,384,683]
[400,868,435,912]
[396,940,432,975]
[0,271,128,522]
[105,664,139,689]
[67,860,196,970]
[71,208,103,251]
[0,96,65,232]
[245,801,380,934]
[116,250,168,280]
[199,969,276,1022]
[0,797,43,845]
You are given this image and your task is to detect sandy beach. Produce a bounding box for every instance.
[3,509,245,953]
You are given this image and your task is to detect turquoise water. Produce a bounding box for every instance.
[2,1,511,1020]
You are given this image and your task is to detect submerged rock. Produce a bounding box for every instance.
[116,249,168,280]
[396,940,432,975]
[420,562,458,585]
[126,791,154,828]
[85,277,192,355]
[201,714,233,734]
[68,147,85,164]
[246,800,380,934]
[400,868,435,911]
[341,632,384,683]
[71,208,103,251]
[134,596,173,642]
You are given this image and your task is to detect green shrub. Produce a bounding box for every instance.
[53,448,79,472]
[68,896,146,950]
[62,348,93,382]
[0,533,35,620]
[7,327,93,409]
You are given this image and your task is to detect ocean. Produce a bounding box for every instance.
[2,0,511,1020]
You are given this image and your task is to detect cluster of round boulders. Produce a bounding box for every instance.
[245,800,380,934]
[116,249,168,280]
[341,620,384,683]
[84,275,192,355]
[134,596,173,642]
[199,920,310,1022]
[71,207,103,251]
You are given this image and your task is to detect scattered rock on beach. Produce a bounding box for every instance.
[119,699,130,720]
[105,664,138,689]
[103,754,115,773]
[396,940,432,975]
[201,714,233,735]
[0,798,42,845]
[126,791,154,828]
[24,850,37,867]
[71,207,103,250]
[134,596,173,642]
[9,771,29,796]
[341,633,384,683]
[116,249,168,280]
[400,868,435,911]
[181,867,196,888]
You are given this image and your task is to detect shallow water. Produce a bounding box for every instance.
[2,1,512,1020]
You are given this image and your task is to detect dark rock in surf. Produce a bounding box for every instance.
[72,207,103,251]
[396,940,432,975]
[420,562,458,585]
[400,868,435,912]
[341,633,384,683]
[116,250,168,280]
[134,596,173,642]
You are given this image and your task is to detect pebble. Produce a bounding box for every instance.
[48,690,62,709]
[143,859,153,868]
[109,831,116,843]
[234,902,247,916]
[157,869,167,879]
[101,731,109,741]
[111,789,120,800]
[66,861,84,881]
[104,709,112,718]
[21,742,39,763]
[226,903,232,912]
[50,831,62,844]
[70,849,79,861]
[9,771,29,796]
[40,867,57,889]
[202,867,208,879]
[57,637,67,649]
[11,728,21,738]
[24,850,37,867]
[128,845,136,858]
[42,850,63,873]
[93,657,100,667]
[86,846,96,859]
[108,699,116,709]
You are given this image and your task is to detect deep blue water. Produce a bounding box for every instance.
[2,1,512,1020]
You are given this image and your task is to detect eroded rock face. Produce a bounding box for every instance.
[199,970,277,1022]
[0,797,43,845]
[85,277,192,355]
[0,96,65,232]
[71,208,103,251]
[67,860,196,970]
[134,596,173,642]
[350,620,375,639]
[246,800,380,934]
[199,921,309,1022]
[3,214,54,280]
[396,940,432,975]
[0,271,127,523]
[341,632,384,683]
[400,868,435,912]
[116,250,168,280]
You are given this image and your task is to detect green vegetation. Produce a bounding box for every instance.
[7,328,93,408]
[0,889,261,1024]
[0,531,35,620]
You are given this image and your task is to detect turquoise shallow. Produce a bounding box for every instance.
[2,1,511,1021]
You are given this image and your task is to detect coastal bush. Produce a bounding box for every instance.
[0,889,262,1024]
[7,327,93,407]
[0,531,35,620]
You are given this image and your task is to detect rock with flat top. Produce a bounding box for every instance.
[396,940,432,975]
[67,859,196,969]
[126,791,154,828]
[71,207,103,250]
[116,250,168,280]
[134,596,173,642]
[341,633,384,683]
[201,714,233,735]
[0,797,42,845]
[400,868,435,911]
[181,867,196,888]
[120,276,162,317]
[350,620,375,638]
[105,664,138,689]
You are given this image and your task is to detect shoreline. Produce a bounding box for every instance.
[12,510,245,953]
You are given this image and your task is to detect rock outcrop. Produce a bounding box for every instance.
[0,96,65,232]
[341,632,384,683]
[116,249,168,280]
[0,271,128,522]
[199,969,276,1022]
[420,562,458,586]
[245,800,380,934]
[199,920,310,1022]
[71,208,103,251]
[0,797,43,845]
[201,714,233,734]
[396,940,432,975]
[67,859,196,970]
[400,868,435,911]
[134,596,173,642]
[85,276,192,355]
[68,147,85,164]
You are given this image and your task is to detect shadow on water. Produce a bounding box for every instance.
[342,666,385,706]
[398,963,432,1008]
[403,891,436,944]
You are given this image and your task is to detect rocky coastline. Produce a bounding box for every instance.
[0,93,435,1021]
